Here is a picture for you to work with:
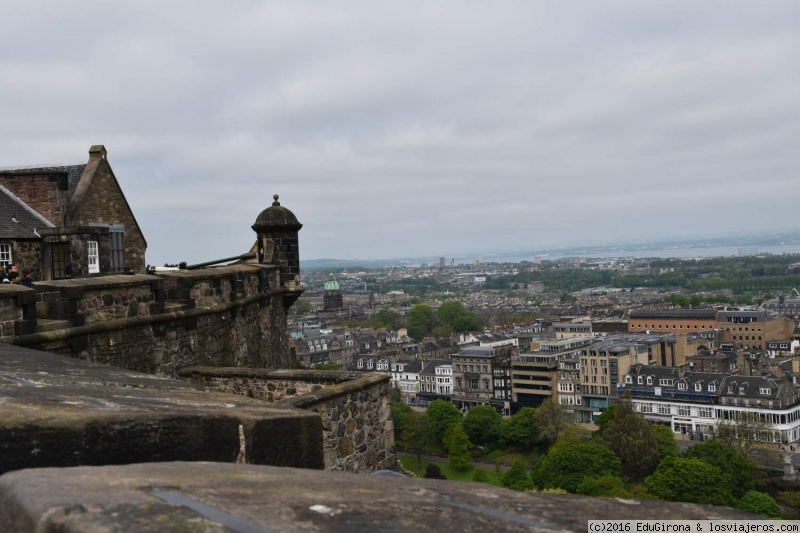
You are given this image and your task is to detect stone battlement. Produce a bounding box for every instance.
[0,264,300,374]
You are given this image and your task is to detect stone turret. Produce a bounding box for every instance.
[252,194,303,309]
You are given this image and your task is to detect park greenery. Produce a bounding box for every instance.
[405,301,479,341]
[483,255,800,295]
[394,396,787,517]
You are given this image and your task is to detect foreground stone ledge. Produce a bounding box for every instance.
[0,462,757,533]
[0,344,323,473]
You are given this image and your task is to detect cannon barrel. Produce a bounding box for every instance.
[182,251,257,270]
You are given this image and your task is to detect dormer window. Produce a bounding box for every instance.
[759,387,770,395]
[625,375,632,384]
[708,382,717,392]
[695,382,703,392]
[677,382,687,391]
[638,376,644,385]
[646,376,653,385]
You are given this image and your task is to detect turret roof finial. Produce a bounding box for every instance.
[272,194,280,206]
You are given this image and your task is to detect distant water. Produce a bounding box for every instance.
[471,244,800,264]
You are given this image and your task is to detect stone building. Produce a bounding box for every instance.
[0,145,147,280]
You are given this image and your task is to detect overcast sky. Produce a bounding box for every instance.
[1,2,798,266]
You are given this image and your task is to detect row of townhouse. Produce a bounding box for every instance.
[621,362,800,443]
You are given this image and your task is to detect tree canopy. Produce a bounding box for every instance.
[601,397,660,482]
[501,407,539,450]
[463,405,503,447]
[406,304,435,341]
[426,399,463,445]
[736,491,781,518]
[437,301,478,333]
[535,397,575,445]
[532,437,623,493]
[443,423,473,470]
[645,457,733,506]
[683,439,755,498]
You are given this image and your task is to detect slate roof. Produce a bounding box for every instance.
[0,186,55,239]
[0,164,86,196]
[455,346,494,358]
[420,360,450,376]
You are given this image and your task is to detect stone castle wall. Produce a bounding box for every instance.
[178,367,396,473]
[0,264,299,374]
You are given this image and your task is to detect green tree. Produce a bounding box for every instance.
[426,400,462,445]
[576,474,630,498]
[645,457,733,506]
[398,411,431,469]
[650,424,679,460]
[443,423,473,470]
[463,405,502,448]
[390,402,413,441]
[294,300,312,315]
[532,437,622,493]
[535,397,575,446]
[437,301,478,333]
[472,468,489,483]
[684,439,755,498]
[424,463,447,480]
[372,308,392,328]
[736,490,781,518]
[501,407,539,450]
[601,397,660,482]
[406,304,435,341]
[593,404,619,436]
[501,460,534,492]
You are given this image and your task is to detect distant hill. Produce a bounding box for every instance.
[300,230,800,269]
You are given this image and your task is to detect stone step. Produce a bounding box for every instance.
[35,319,72,333]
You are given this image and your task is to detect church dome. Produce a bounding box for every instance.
[324,275,340,291]
[252,194,303,231]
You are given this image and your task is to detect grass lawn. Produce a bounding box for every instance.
[398,456,505,487]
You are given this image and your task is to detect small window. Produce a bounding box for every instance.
[0,244,12,267]
[638,376,643,385]
[677,382,687,391]
[87,241,99,274]
[759,387,771,395]
[625,375,632,384]
[646,376,653,385]
[695,382,703,392]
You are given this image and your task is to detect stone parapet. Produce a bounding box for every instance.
[0,344,324,475]
[179,367,395,473]
[0,462,758,532]
[0,263,294,373]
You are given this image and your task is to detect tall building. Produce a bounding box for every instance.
[439,256,446,268]
[323,274,344,311]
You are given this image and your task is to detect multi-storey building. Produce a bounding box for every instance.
[622,362,800,443]
[575,333,690,423]
[556,356,582,410]
[511,337,593,411]
[391,359,423,405]
[451,346,502,411]
[551,320,592,339]
[416,359,451,406]
[435,363,453,396]
[628,309,717,334]
[717,309,793,351]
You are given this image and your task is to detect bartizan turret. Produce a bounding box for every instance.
[252,194,303,310]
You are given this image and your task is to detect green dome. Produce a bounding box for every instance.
[324,275,340,291]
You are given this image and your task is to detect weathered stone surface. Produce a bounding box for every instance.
[180,367,396,473]
[0,344,323,474]
[0,462,757,532]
